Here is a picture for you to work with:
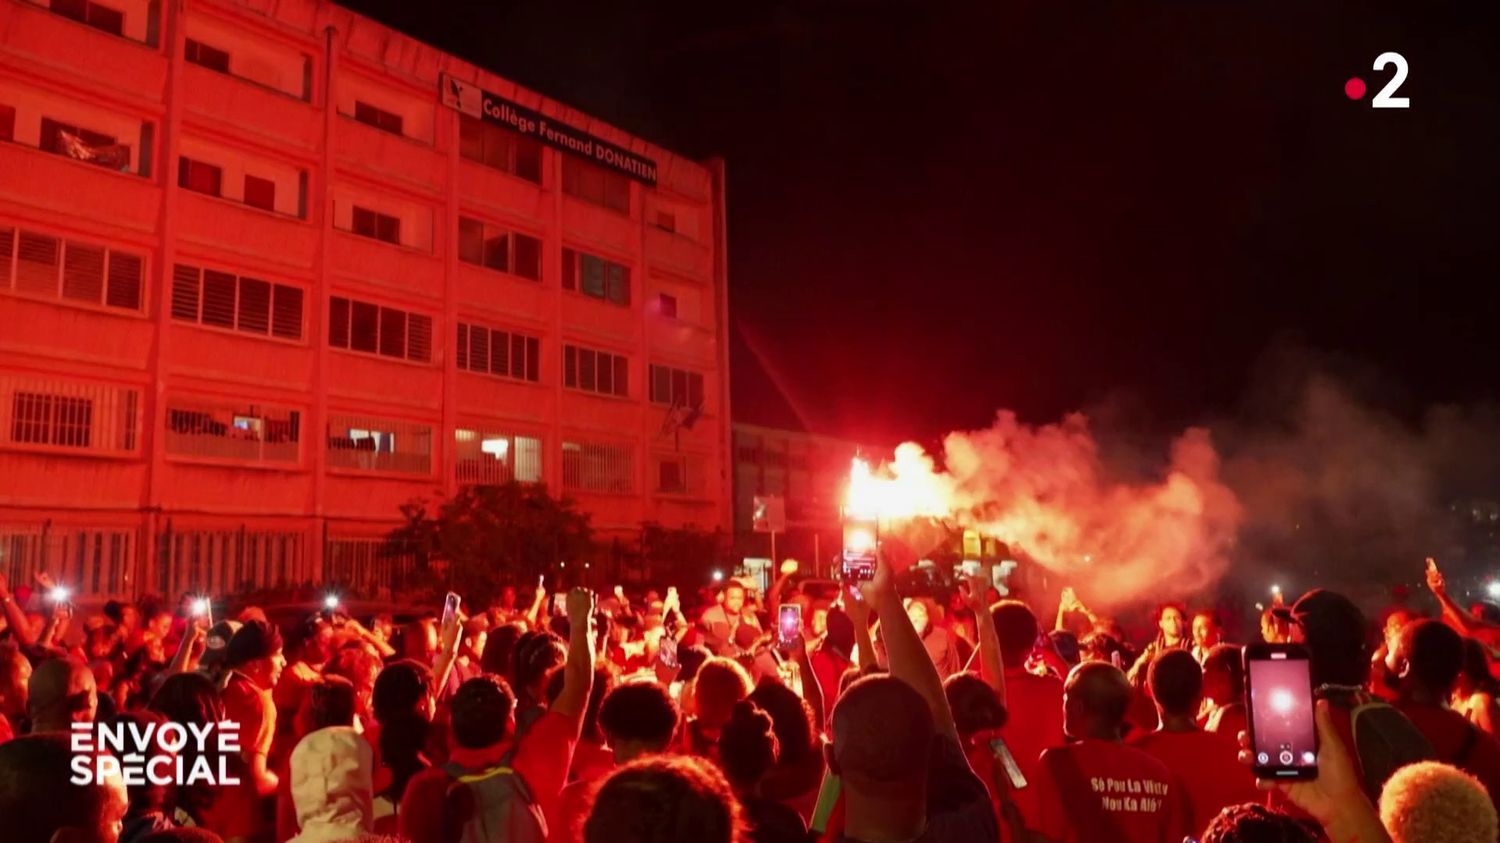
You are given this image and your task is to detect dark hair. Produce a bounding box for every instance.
[373,659,432,722]
[838,664,884,698]
[371,659,434,801]
[718,701,779,792]
[992,600,1040,664]
[943,673,1008,738]
[746,678,816,765]
[1048,630,1081,665]
[599,682,680,749]
[1147,649,1203,716]
[1202,802,1319,843]
[451,675,516,749]
[308,675,358,731]
[481,622,526,677]
[0,734,115,843]
[103,599,125,625]
[1402,619,1465,694]
[150,671,225,726]
[692,658,752,729]
[678,644,712,683]
[1079,631,1127,664]
[1462,638,1500,696]
[1203,644,1246,698]
[324,646,381,690]
[583,755,748,843]
[514,632,567,699]
[830,675,935,789]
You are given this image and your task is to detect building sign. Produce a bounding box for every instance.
[440,72,658,185]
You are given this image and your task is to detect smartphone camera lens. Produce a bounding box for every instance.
[1256,752,1269,765]
[1279,750,1294,765]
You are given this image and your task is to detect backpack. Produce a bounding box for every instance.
[1339,693,1436,798]
[442,760,547,843]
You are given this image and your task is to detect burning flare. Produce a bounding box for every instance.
[842,412,1242,607]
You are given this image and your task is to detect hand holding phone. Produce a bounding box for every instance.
[657,635,679,669]
[1244,643,1318,780]
[442,591,461,631]
[777,604,803,651]
[988,736,1028,789]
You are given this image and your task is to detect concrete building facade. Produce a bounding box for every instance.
[0,0,730,598]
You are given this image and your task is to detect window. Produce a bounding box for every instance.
[185,39,231,73]
[40,117,129,171]
[1,527,135,598]
[353,101,404,136]
[351,206,401,245]
[171,263,302,340]
[562,157,630,213]
[563,345,629,398]
[457,217,542,281]
[657,456,687,494]
[165,399,300,464]
[0,104,14,143]
[458,114,542,183]
[654,209,676,233]
[454,428,543,485]
[49,0,124,36]
[562,440,634,493]
[1,376,138,455]
[456,323,540,383]
[328,296,432,363]
[649,365,705,408]
[561,249,630,306]
[178,157,223,197]
[326,414,432,474]
[0,225,144,312]
[158,529,306,598]
[657,293,677,319]
[244,175,276,212]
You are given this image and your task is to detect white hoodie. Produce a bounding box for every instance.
[288,726,374,843]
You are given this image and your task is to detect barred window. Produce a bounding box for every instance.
[0,225,144,312]
[562,440,634,494]
[456,323,540,383]
[457,217,541,281]
[561,248,629,306]
[350,206,401,245]
[326,414,433,474]
[454,428,544,485]
[328,296,432,363]
[0,376,138,455]
[165,397,300,464]
[563,345,628,398]
[158,528,306,596]
[0,527,135,598]
[649,364,705,408]
[171,263,302,340]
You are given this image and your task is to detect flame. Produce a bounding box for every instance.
[843,451,951,521]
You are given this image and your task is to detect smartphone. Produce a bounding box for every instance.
[551,593,567,616]
[1244,642,1318,780]
[658,635,679,669]
[842,515,878,582]
[777,604,803,649]
[441,591,461,630]
[192,597,213,628]
[809,771,843,835]
[988,736,1028,789]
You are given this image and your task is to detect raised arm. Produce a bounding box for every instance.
[768,559,798,615]
[845,589,880,670]
[0,575,36,648]
[524,574,547,631]
[552,588,598,719]
[863,555,957,741]
[965,573,1006,706]
[1427,558,1491,635]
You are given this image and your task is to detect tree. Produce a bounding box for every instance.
[386,483,594,605]
[640,521,728,587]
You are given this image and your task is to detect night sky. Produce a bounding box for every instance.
[342,0,1500,444]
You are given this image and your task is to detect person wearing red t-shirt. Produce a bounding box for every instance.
[221,619,286,799]
[1030,662,1189,843]
[1199,644,1248,741]
[991,600,1066,831]
[398,588,598,843]
[1129,650,1257,837]
[552,680,680,842]
[1390,618,1500,821]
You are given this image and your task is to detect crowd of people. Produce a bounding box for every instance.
[3,553,1500,843]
